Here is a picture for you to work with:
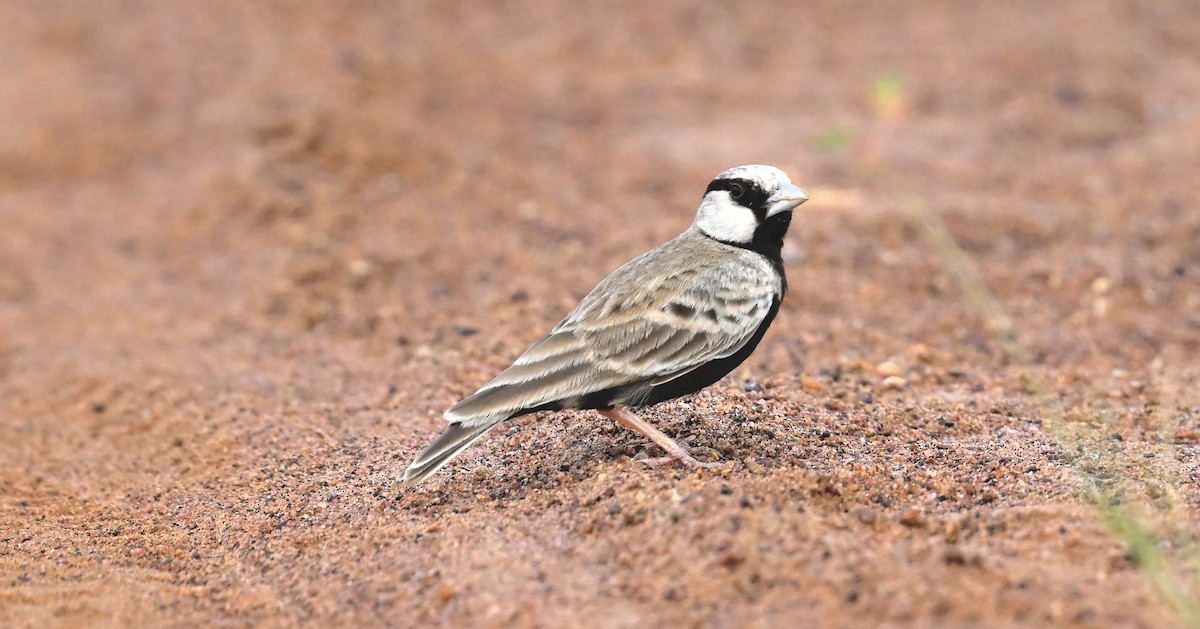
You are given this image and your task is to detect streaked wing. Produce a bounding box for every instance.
[578,281,775,382]
[444,247,778,426]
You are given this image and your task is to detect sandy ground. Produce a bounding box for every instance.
[2,1,1199,626]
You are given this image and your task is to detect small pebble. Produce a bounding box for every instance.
[908,343,933,362]
[1174,430,1199,442]
[944,519,962,542]
[800,375,826,392]
[716,551,745,569]
[899,509,926,528]
[876,361,901,377]
[852,507,877,525]
[881,376,906,390]
[348,258,372,278]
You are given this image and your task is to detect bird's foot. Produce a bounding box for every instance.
[636,445,724,469]
[598,408,726,470]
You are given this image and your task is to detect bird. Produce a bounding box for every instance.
[403,164,809,485]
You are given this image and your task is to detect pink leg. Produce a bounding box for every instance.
[597,408,723,469]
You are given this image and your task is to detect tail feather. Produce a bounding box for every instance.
[403,420,502,486]
[405,332,626,485]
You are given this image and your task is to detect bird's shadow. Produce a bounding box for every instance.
[395,395,809,509]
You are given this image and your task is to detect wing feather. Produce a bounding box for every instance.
[585,288,774,378]
[443,235,781,425]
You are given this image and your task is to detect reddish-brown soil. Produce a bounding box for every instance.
[3,2,1199,626]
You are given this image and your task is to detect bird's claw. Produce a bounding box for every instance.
[636,445,725,469]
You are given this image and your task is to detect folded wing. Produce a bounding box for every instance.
[443,269,777,427]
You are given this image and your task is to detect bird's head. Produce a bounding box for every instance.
[693,165,808,251]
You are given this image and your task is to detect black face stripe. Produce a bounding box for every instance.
[704,177,770,220]
[701,173,791,285]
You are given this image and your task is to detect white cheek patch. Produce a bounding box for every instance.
[693,192,758,244]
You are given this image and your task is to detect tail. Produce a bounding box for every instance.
[404,330,614,485]
[402,419,504,486]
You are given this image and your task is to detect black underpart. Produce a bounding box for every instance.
[510,296,782,418]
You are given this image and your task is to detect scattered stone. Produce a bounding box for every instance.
[876,361,901,377]
[908,343,933,362]
[716,551,745,569]
[348,258,372,279]
[819,366,843,382]
[801,375,826,392]
[881,376,907,390]
[944,518,962,543]
[943,545,966,565]
[899,509,926,528]
[852,507,877,525]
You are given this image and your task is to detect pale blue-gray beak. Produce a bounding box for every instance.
[765,182,809,217]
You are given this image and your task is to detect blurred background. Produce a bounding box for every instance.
[2,1,1198,626]
[4,1,1195,373]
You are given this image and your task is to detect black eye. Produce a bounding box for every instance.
[729,183,745,200]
